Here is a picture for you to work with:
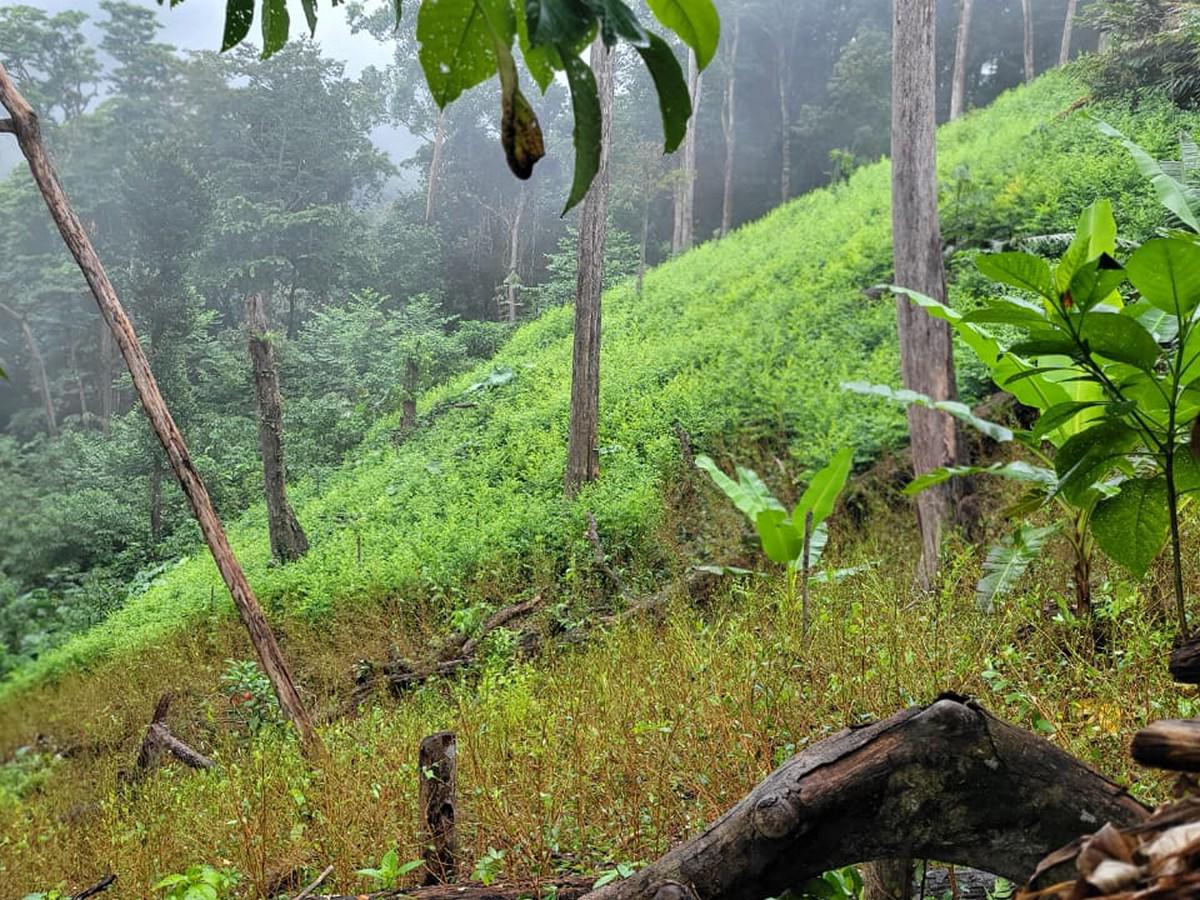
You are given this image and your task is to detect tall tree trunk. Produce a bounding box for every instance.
[565,38,614,498]
[502,185,527,323]
[248,291,309,565]
[891,0,959,590]
[720,16,740,237]
[949,0,973,120]
[69,340,88,421]
[1022,0,1035,83]
[0,64,324,760]
[637,189,650,296]
[673,51,701,254]
[425,108,448,225]
[402,357,419,431]
[1059,0,1077,65]
[777,39,792,204]
[284,281,299,341]
[0,301,58,437]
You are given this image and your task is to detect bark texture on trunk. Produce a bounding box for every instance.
[419,731,458,885]
[949,0,974,120]
[0,62,323,760]
[501,186,526,323]
[588,698,1148,900]
[1022,0,1035,83]
[1059,0,1077,65]
[425,108,448,225]
[0,301,57,436]
[565,39,614,497]
[777,35,793,204]
[891,0,960,589]
[673,51,701,254]
[150,457,163,543]
[720,16,740,237]
[248,292,308,564]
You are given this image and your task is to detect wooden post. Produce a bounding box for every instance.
[0,62,323,760]
[419,731,458,885]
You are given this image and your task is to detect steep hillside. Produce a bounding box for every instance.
[5,70,1200,896]
[5,70,1186,703]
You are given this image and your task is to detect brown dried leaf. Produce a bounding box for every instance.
[1084,859,1141,893]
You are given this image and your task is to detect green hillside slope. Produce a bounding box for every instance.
[1,70,1192,702]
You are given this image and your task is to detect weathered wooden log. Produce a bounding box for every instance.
[440,598,541,662]
[1131,719,1200,772]
[1170,636,1200,684]
[588,697,1147,900]
[316,875,597,900]
[119,693,213,787]
[419,732,458,885]
[70,874,116,900]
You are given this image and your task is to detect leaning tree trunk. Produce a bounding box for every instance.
[949,0,973,120]
[247,291,309,565]
[1059,0,1077,65]
[1022,0,1035,83]
[720,16,740,238]
[0,62,323,760]
[588,698,1148,900]
[891,0,960,591]
[0,301,57,437]
[565,38,614,497]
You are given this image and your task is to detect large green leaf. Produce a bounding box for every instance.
[586,0,650,48]
[222,0,254,51]
[960,300,1048,329]
[560,48,601,214]
[1031,401,1108,441]
[1053,419,1139,502]
[418,0,513,108]
[974,252,1055,301]
[1065,255,1125,312]
[634,33,691,153]
[645,0,719,68]
[1091,476,1170,578]
[516,1,556,90]
[755,509,802,566]
[841,381,1013,442]
[260,0,289,58]
[1124,237,1200,320]
[695,455,783,522]
[904,460,1056,496]
[1099,121,1200,233]
[524,0,594,50]
[977,524,1059,613]
[795,447,853,528]
[1056,199,1117,295]
[1075,311,1161,371]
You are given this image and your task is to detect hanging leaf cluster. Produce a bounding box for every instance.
[204,0,720,212]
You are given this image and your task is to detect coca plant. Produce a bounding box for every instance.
[876,197,1200,633]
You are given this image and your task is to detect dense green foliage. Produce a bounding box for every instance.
[4,70,1196,698]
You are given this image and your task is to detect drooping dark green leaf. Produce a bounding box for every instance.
[1074,311,1161,370]
[1091,476,1170,578]
[977,524,1059,613]
[634,32,690,153]
[645,0,719,68]
[524,0,593,50]
[560,48,601,214]
[260,0,290,58]
[516,0,556,90]
[300,0,318,36]
[1124,237,1200,319]
[975,251,1056,300]
[418,0,513,108]
[585,0,650,48]
[222,0,254,51]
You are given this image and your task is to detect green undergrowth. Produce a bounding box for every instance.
[2,70,1196,705]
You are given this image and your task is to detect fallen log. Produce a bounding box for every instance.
[314,874,597,900]
[419,731,458,884]
[70,874,116,900]
[118,693,214,788]
[587,696,1147,900]
[1131,719,1200,772]
[1170,636,1200,684]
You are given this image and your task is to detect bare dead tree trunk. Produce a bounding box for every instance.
[720,16,740,238]
[565,38,614,497]
[891,0,960,590]
[0,63,323,760]
[248,291,308,565]
[589,698,1148,900]
[1059,0,1077,65]
[425,108,448,225]
[502,186,527,323]
[1022,0,1035,83]
[777,37,792,204]
[949,0,974,120]
[0,301,57,437]
[419,731,458,885]
[673,51,701,254]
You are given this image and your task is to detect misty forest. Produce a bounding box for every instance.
[10,0,1200,897]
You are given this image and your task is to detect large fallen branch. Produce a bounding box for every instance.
[315,875,597,900]
[118,693,213,788]
[585,697,1146,900]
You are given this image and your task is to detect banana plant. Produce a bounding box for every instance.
[696,448,854,632]
[860,197,1200,632]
